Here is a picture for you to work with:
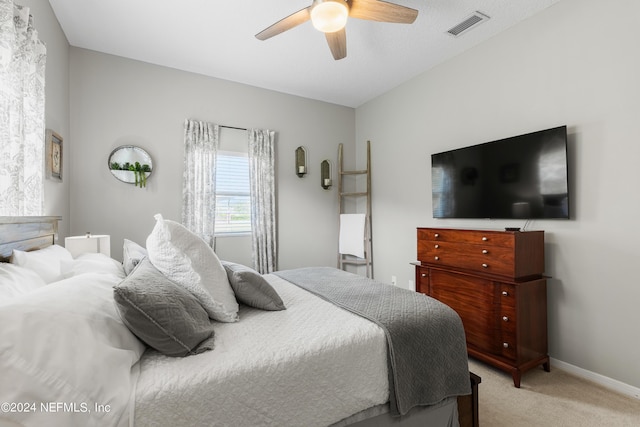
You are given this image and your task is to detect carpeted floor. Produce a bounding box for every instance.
[468,359,640,426]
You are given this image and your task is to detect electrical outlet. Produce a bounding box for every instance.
[391,276,397,286]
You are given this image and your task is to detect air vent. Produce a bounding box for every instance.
[446,11,490,37]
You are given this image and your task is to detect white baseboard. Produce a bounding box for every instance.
[550,357,640,399]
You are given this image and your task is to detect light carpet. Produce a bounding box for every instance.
[468,359,640,426]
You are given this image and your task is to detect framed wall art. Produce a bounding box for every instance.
[46,129,63,181]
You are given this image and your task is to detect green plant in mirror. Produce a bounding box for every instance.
[132,162,148,188]
[109,161,151,188]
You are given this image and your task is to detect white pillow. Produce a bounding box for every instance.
[0,263,47,302]
[60,253,126,280]
[11,244,73,283]
[0,273,145,427]
[146,213,238,322]
[122,238,147,275]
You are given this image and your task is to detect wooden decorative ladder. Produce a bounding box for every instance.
[337,140,373,278]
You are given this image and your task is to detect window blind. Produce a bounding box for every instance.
[215,153,251,234]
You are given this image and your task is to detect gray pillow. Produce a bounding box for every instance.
[122,239,148,275]
[222,261,285,311]
[113,258,215,357]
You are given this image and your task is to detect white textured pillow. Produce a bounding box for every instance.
[0,272,145,427]
[60,253,126,280]
[0,263,47,301]
[11,244,73,283]
[146,214,238,322]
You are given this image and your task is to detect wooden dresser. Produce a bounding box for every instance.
[415,227,549,387]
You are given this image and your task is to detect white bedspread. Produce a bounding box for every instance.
[133,274,389,427]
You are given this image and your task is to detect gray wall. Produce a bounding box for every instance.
[21,0,70,239]
[69,48,355,269]
[356,0,640,389]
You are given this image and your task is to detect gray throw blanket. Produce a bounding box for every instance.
[274,267,471,416]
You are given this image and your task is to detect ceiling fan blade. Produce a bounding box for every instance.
[347,0,418,23]
[255,7,311,40]
[325,28,347,60]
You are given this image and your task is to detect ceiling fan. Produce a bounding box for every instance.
[255,0,418,60]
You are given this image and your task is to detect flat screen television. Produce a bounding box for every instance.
[431,126,569,219]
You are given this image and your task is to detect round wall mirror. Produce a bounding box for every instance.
[108,145,153,187]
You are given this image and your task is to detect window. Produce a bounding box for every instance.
[215,151,251,234]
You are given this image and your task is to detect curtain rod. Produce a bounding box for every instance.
[220,125,247,131]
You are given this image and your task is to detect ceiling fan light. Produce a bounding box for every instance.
[311,0,348,33]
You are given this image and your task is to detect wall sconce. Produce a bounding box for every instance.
[295,146,307,177]
[321,159,332,190]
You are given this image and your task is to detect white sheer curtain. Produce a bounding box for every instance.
[248,129,277,273]
[0,1,46,216]
[182,119,219,247]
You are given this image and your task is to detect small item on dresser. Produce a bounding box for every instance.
[505,227,521,231]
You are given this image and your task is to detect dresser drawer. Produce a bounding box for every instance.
[420,241,515,277]
[498,306,517,333]
[418,228,515,248]
[415,266,429,294]
[498,284,516,307]
[499,331,517,360]
[417,228,544,279]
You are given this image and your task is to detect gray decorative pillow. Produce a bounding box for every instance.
[113,258,215,357]
[222,261,285,311]
[122,239,148,275]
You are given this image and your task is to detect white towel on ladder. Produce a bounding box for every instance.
[339,214,366,258]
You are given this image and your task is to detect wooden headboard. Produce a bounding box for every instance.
[0,216,62,262]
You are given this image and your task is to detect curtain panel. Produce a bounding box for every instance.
[0,1,46,215]
[248,129,277,274]
[182,119,219,247]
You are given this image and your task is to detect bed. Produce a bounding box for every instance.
[0,216,480,427]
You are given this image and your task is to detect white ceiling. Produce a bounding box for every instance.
[48,0,562,108]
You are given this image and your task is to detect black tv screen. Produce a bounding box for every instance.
[431,126,569,219]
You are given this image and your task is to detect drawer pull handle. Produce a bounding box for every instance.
[503,342,509,348]
[502,291,509,296]
[434,233,439,238]
[502,316,509,322]
[434,256,440,261]
[434,244,439,249]
[421,273,427,277]
[482,263,488,268]
[482,249,488,254]
[482,237,488,241]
